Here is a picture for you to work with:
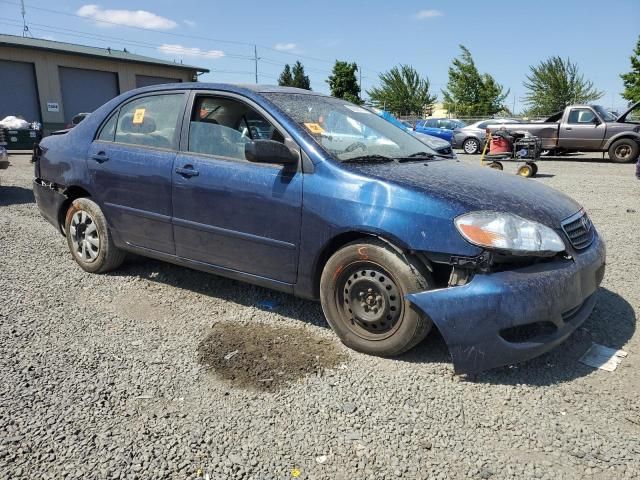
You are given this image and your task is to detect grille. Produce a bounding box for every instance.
[561,211,594,250]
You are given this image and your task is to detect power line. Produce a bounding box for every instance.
[0,0,382,76]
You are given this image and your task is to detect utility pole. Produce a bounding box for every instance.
[21,0,31,37]
[512,94,516,115]
[254,45,259,84]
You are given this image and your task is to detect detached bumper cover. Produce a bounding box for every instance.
[33,179,66,233]
[407,235,606,374]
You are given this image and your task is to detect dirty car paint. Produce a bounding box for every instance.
[33,82,606,374]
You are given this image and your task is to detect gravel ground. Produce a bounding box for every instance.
[1,152,639,480]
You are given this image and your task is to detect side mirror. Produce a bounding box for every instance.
[245,139,298,166]
[592,117,601,125]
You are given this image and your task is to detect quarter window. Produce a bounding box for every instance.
[98,113,117,141]
[187,96,284,160]
[114,94,184,149]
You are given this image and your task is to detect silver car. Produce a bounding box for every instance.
[452,118,522,154]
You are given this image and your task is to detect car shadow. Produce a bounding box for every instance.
[107,257,635,386]
[402,287,636,386]
[108,255,330,330]
[0,185,35,206]
[532,173,555,178]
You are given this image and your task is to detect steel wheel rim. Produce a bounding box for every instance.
[70,210,100,263]
[464,139,478,154]
[615,145,631,159]
[335,263,403,341]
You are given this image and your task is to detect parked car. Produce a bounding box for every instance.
[452,118,522,154]
[486,103,640,163]
[65,112,91,129]
[32,83,606,374]
[414,118,466,142]
[374,109,456,158]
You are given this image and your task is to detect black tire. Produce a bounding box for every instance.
[64,198,126,273]
[462,137,481,154]
[488,161,503,171]
[608,139,639,164]
[320,239,433,357]
[528,162,538,176]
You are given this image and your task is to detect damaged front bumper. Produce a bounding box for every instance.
[407,234,606,374]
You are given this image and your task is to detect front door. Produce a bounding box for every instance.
[560,108,606,150]
[87,92,187,254]
[171,93,303,284]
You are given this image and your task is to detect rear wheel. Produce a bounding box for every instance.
[320,240,433,356]
[488,161,503,171]
[608,139,639,163]
[64,198,126,273]
[462,138,481,154]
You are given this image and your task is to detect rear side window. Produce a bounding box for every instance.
[114,94,184,149]
[425,119,438,127]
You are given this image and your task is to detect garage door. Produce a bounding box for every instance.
[0,60,40,122]
[59,67,119,123]
[136,75,182,88]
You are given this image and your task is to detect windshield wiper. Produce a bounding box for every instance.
[396,151,437,162]
[341,155,395,164]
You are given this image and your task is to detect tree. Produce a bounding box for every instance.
[442,45,509,116]
[523,56,603,116]
[278,64,293,87]
[621,35,640,104]
[291,61,311,90]
[367,65,436,116]
[327,61,362,104]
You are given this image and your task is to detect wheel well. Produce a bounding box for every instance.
[608,135,640,149]
[58,186,91,233]
[311,231,428,298]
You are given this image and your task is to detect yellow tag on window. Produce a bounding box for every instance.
[132,108,146,124]
[304,122,325,134]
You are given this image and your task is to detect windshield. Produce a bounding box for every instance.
[592,106,617,122]
[264,93,439,161]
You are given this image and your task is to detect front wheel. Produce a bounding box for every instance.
[64,198,126,273]
[462,138,481,154]
[320,240,433,357]
[608,139,639,164]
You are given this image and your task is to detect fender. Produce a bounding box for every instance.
[603,131,640,150]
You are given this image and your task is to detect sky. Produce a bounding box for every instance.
[1,0,639,113]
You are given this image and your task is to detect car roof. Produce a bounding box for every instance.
[130,82,322,97]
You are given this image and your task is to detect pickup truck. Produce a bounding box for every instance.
[487,102,640,163]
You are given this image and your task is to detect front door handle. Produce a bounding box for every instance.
[175,166,199,177]
[565,127,572,130]
[91,153,109,163]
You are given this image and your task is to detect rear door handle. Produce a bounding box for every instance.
[175,166,199,177]
[565,127,572,130]
[91,153,109,163]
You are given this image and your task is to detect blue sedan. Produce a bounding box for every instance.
[414,118,466,142]
[32,84,605,373]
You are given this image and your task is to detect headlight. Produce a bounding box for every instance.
[455,211,565,255]
[424,137,449,149]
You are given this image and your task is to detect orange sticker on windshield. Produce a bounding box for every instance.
[304,122,325,134]
[132,108,146,124]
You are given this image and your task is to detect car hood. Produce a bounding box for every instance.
[342,160,581,227]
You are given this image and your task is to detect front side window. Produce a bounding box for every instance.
[98,113,117,141]
[567,108,596,124]
[114,93,184,149]
[188,96,284,160]
[264,93,438,162]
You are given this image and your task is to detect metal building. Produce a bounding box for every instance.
[0,34,209,133]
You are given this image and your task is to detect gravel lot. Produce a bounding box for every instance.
[1,152,639,480]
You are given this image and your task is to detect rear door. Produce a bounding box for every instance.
[171,92,302,284]
[87,91,187,254]
[559,107,606,150]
